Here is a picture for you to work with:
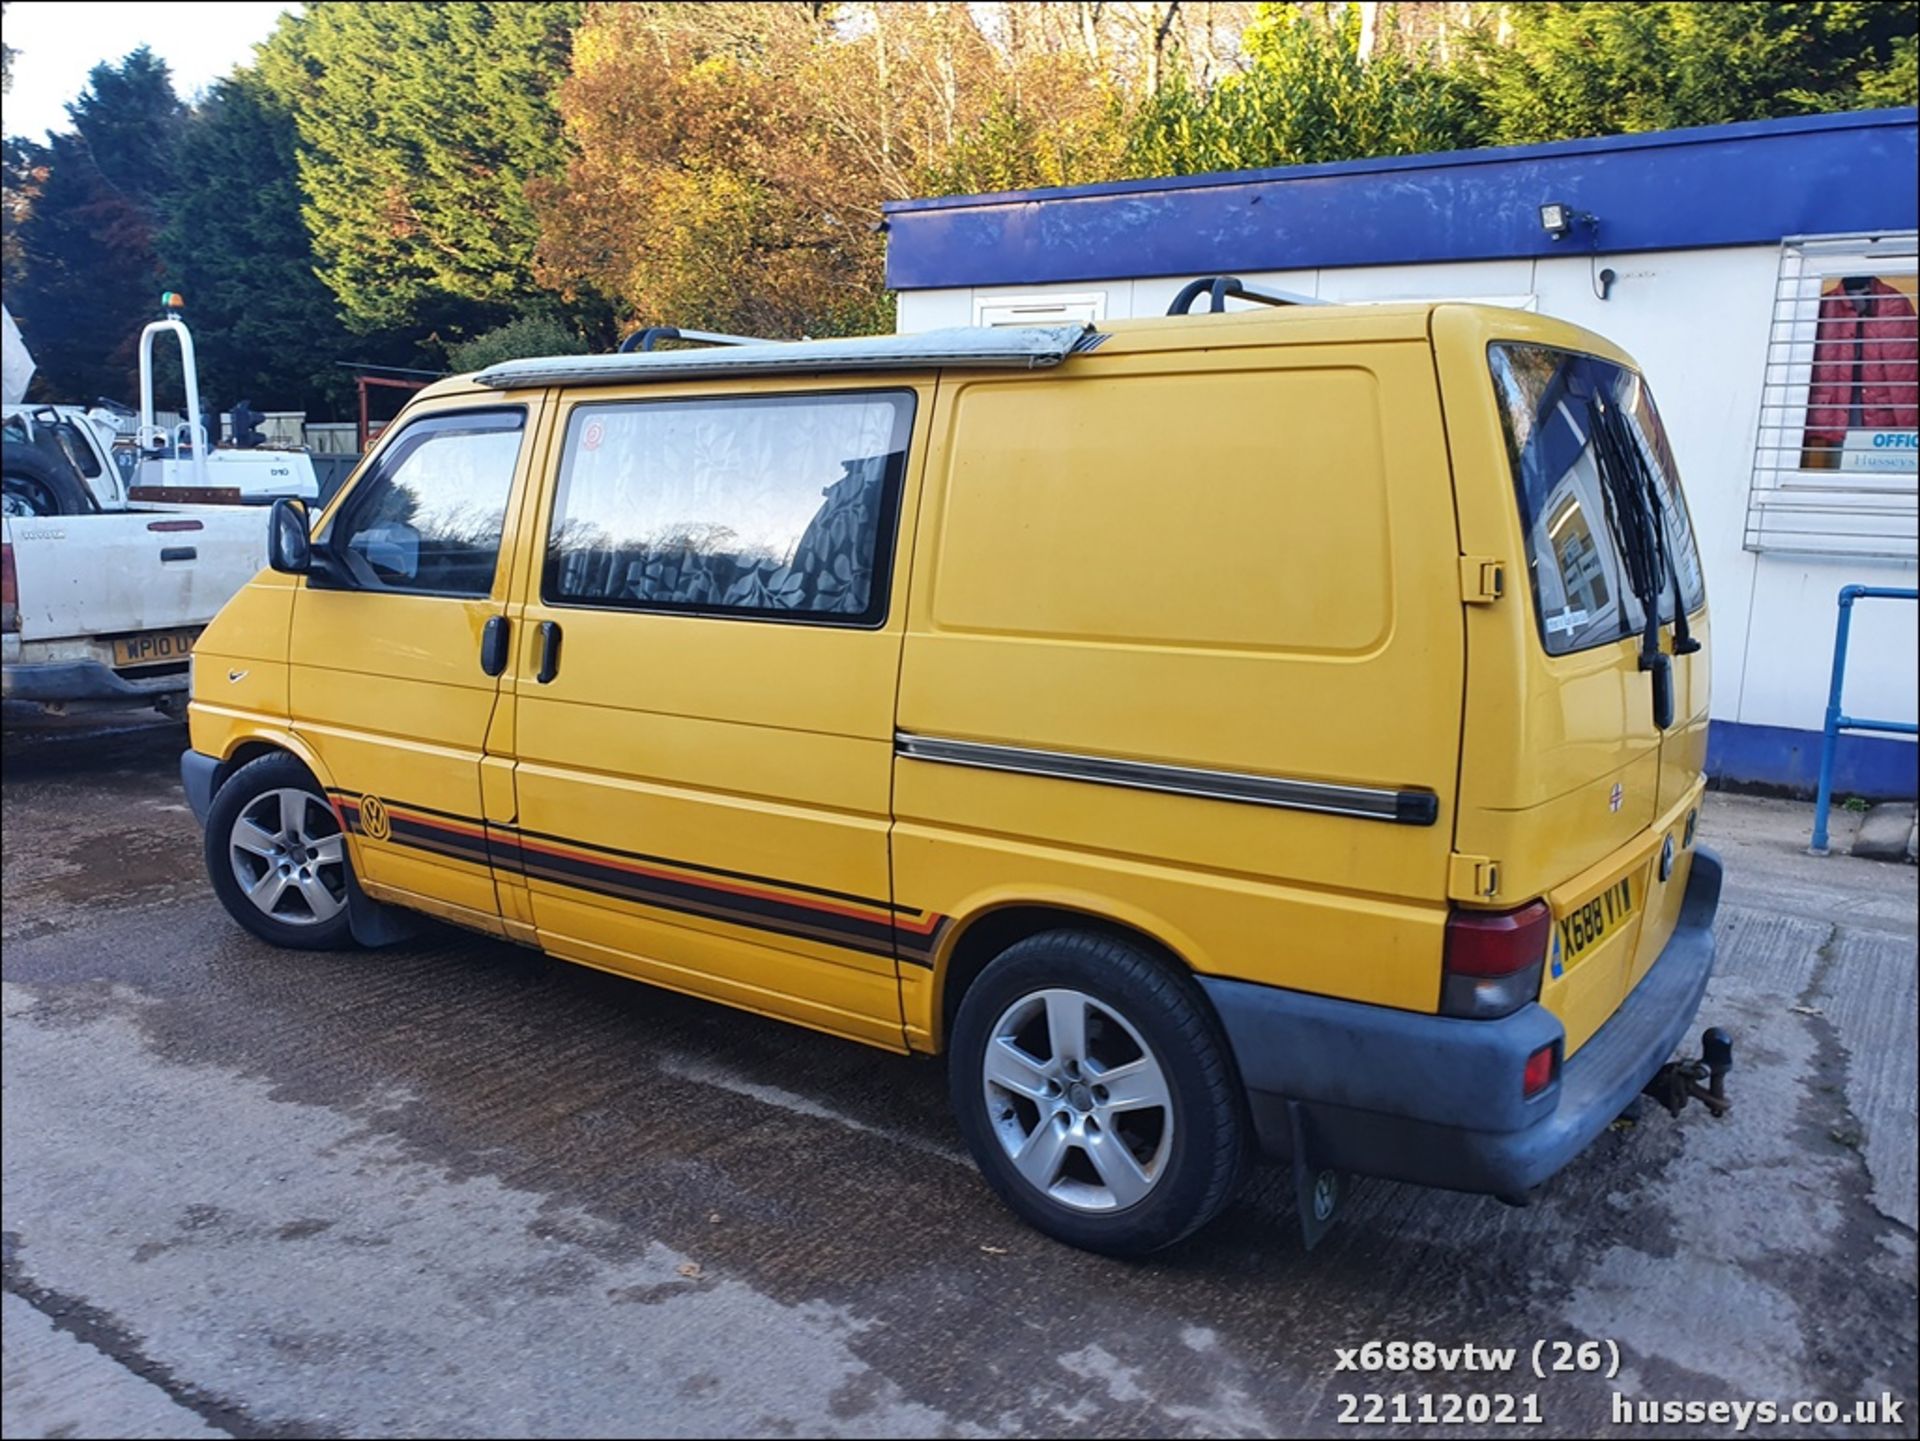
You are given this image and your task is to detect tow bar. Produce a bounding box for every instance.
[1643,1026,1733,1118]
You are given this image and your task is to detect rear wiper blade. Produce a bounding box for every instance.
[1589,407,1662,655]
[1589,401,1678,730]
[1595,400,1699,658]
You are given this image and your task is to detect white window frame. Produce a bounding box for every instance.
[1746,231,1919,560]
[972,293,1106,327]
[1334,292,1539,311]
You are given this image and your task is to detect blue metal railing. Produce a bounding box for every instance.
[1809,584,1919,856]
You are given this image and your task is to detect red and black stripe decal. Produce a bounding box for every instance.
[894,909,952,968]
[326,789,947,967]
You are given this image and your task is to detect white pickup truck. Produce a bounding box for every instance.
[2,403,272,723]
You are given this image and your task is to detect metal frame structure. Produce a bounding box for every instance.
[1165,276,1323,314]
[1809,584,1919,854]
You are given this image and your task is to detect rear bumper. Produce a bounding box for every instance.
[2,659,187,706]
[1201,847,1722,1196]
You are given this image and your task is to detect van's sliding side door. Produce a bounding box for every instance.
[496,376,939,1049]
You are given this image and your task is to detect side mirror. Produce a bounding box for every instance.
[268,496,311,574]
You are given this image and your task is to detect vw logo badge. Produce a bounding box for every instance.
[359,794,391,842]
[1659,834,1676,882]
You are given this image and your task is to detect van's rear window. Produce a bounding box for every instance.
[1489,344,1705,657]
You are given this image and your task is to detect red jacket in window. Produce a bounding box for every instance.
[1804,278,1919,448]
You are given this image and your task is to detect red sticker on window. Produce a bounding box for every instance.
[581,419,604,452]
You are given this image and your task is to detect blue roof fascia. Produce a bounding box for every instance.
[883,108,1919,291]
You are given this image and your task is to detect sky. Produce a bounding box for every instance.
[3,0,294,142]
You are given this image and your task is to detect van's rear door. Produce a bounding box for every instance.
[1432,308,1707,1054]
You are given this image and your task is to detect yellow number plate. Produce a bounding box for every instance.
[111,629,198,668]
[1557,874,1635,966]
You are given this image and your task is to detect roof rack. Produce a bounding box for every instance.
[616,325,773,354]
[1167,275,1324,315]
[474,323,1105,390]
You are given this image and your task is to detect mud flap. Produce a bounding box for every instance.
[1288,1100,1347,1251]
[346,867,422,947]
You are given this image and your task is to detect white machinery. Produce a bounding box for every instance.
[135,293,319,501]
[2,305,34,407]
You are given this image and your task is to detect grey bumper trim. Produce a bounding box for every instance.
[181,749,220,827]
[3,659,188,703]
[1204,846,1723,1196]
[895,733,1438,825]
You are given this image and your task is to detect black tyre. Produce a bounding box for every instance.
[204,753,357,950]
[2,445,93,517]
[949,929,1248,1256]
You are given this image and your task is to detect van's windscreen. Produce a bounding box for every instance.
[1489,344,1705,658]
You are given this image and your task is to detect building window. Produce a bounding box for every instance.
[973,293,1106,327]
[1747,233,1918,558]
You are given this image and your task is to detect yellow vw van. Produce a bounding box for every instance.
[181,283,1725,1254]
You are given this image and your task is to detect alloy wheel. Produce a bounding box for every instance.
[981,987,1174,1212]
[227,787,348,926]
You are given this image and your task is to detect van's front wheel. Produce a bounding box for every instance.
[949,930,1247,1256]
[204,754,355,950]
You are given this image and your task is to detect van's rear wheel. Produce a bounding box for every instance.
[949,929,1247,1255]
[204,754,355,950]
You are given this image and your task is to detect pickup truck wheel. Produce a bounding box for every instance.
[204,755,355,950]
[4,473,58,517]
[949,929,1248,1256]
[4,447,93,516]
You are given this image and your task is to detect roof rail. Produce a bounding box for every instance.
[616,325,774,354]
[1166,276,1324,315]
[476,324,1102,390]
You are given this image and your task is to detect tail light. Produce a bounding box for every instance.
[1442,899,1551,1018]
[2,541,17,634]
[1522,1042,1559,1097]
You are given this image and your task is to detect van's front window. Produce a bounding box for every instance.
[1490,344,1705,657]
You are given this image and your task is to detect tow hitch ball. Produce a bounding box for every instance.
[1644,1026,1734,1119]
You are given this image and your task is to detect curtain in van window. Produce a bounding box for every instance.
[546,393,910,623]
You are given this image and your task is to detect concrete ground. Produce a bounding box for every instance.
[3,722,1915,1439]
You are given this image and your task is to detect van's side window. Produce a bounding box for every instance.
[544,391,913,625]
[328,409,524,597]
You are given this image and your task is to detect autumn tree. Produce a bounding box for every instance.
[533,2,1134,340]
[2,138,43,289]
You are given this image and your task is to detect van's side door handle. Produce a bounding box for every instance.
[536,621,562,684]
[479,615,510,677]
